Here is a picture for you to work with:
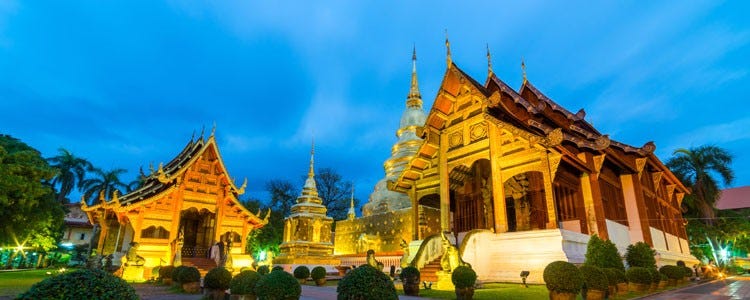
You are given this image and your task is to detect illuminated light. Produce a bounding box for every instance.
[258,250,266,261]
[16,245,23,252]
[60,242,74,248]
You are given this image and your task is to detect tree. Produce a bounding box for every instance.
[80,168,128,204]
[315,168,358,221]
[266,179,298,217]
[47,148,92,204]
[666,145,734,223]
[0,135,64,267]
[666,145,734,264]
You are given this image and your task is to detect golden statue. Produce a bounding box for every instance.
[124,242,145,267]
[400,239,410,268]
[366,249,384,270]
[440,232,470,272]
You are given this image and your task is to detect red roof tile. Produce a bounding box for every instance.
[717,186,750,210]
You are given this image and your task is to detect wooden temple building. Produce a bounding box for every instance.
[82,130,268,274]
[341,44,698,284]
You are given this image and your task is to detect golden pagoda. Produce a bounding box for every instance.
[274,142,339,266]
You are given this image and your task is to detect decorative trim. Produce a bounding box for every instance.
[652,172,663,191]
[635,158,647,178]
[592,154,606,174]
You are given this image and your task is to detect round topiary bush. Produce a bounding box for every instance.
[255,270,301,300]
[647,268,661,284]
[451,266,477,289]
[172,265,188,282]
[626,267,652,284]
[257,265,270,275]
[624,242,656,269]
[580,265,609,291]
[601,268,621,286]
[683,266,693,278]
[294,266,310,280]
[272,266,284,272]
[337,265,398,300]
[543,261,584,294]
[176,266,201,283]
[660,273,667,281]
[230,270,261,295]
[311,266,327,281]
[159,265,175,280]
[205,267,232,290]
[17,269,138,300]
[584,234,625,271]
[659,265,684,280]
[399,266,420,282]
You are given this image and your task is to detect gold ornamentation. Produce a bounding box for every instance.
[666,184,676,200]
[594,135,610,150]
[593,154,606,173]
[675,192,685,205]
[635,158,647,178]
[469,123,487,141]
[652,172,663,191]
[544,128,563,147]
[449,131,463,148]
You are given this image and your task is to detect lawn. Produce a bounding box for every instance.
[0,269,57,298]
[409,283,550,299]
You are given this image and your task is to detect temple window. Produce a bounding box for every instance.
[599,164,628,226]
[141,226,170,239]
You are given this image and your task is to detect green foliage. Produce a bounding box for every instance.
[647,268,661,284]
[47,148,92,204]
[336,265,398,300]
[173,266,200,283]
[601,268,622,286]
[257,265,270,275]
[80,168,128,205]
[625,242,656,269]
[205,267,232,290]
[158,265,174,280]
[659,265,685,279]
[579,265,609,291]
[584,234,625,271]
[660,273,667,281]
[683,266,693,277]
[311,266,327,280]
[17,268,137,300]
[293,266,310,279]
[272,266,284,272]
[399,266,420,281]
[230,270,261,295]
[0,135,64,252]
[625,267,651,284]
[451,266,477,289]
[254,270,301,300]
[543,261,583,294]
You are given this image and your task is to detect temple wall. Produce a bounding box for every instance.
[680,238,690,255]
[605,219,631,255]
[650,227,668,251]
[333,206,440,255]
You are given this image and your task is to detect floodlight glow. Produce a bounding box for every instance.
[258,250,266,261]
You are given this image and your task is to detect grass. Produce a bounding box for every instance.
[0,269,58,297]
[408,283,550,299]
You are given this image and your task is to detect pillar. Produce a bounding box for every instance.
[439,132,450,232]
[487,124,507,233]
[620,174,652,245]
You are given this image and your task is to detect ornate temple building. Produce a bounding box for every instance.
[340,43,697,283]
[275,144,339,266]
[82,130,268,275]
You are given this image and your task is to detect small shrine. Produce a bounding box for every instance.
[274,143,340,266]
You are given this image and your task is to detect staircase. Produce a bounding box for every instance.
[419,256,442,282]
[182,257,217,277]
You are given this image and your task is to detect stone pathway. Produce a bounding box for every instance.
[133,284,433,300]
[639,277,750,300]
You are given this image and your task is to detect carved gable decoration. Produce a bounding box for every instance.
[635,158,647,178]
[651,171,663,191]
[470,123,488,141]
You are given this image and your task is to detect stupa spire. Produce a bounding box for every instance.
[407,46,422,108]
[347,186,356,220]
[299,138,319,202]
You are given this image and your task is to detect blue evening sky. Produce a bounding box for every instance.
[1,1,748,206]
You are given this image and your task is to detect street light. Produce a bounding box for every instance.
[520,270,530,288]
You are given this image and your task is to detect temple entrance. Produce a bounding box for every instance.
[179,208,216,258]
[504,172,547,232]
[449,159,494,233]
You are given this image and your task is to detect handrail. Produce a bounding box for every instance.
[458,229,492,258]
[409,232,453,270]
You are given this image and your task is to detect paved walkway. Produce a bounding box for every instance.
[639,277,750,300]
[134,284,433,300]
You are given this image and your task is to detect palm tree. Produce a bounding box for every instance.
[666,145,734,224]
[666,145,734,264]
[80,168,128,205]
[47,148,93,204]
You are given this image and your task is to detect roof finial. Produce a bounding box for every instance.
[199,125,205,141]
[445,29,452,66]
[487,44,493,77]
[521,57,527,83]
[347,184,356,220]
[407,45,422,108]
[308,136,315,178]
[210,121,216,137]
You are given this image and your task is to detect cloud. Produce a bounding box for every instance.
[668,117,750,150]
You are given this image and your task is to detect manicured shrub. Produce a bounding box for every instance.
[451,266,477,289]
[660,273,667,281]
[399,266,420,282]
[683,266,693,277]
[255,270,302,300]
[230,270,261,295]
[293,266,310,279]
[272,266,284,272]
[626,267,652,284]
[311,266,327,281]
[175,266,200,283]
[584,234,625,271]
[159,265,175,280]
[543,261,584,294]
[580,265,609,291]
[659,265,684,280]
[624,242,656,269]
[647,268,661,284]
[601,268,621,286]
[257,265,270,275]
[337,265,397,300]
[205,267,232,290]
[17,269,138,300]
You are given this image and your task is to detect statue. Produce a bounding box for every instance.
[366,249,384,271]
[439,232,469,272]
[481,178,494,229]
[124,242,145,267]
[399,239,410,269]
[224,233,234,271]
[172,229,184,266]
[356,233,381,254]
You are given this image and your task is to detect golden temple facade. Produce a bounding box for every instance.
[82,130,267,274]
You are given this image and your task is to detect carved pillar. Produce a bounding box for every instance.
[620,174,653,245]
[541,152,559,229]
[439,132,451,232]
[580,173,599,235]
[488,124,508,233]
[409,186,419,240]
